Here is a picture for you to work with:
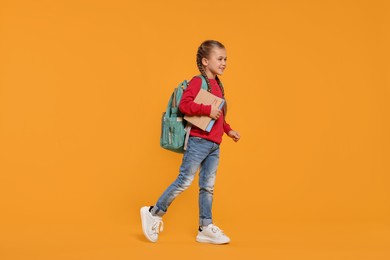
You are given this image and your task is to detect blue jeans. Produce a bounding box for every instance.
[151,137,220,226]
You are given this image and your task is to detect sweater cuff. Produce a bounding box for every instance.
[223,121,233,134]
[201,105,212,116]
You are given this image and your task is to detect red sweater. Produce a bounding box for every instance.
[179,76,232,144]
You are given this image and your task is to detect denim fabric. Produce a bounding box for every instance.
[151,137,220,226]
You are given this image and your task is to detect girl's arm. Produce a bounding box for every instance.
[179,77,212,116]
[224,117,241,142]
[223,120,232,134]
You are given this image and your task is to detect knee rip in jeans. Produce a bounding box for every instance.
[199,187,214,194]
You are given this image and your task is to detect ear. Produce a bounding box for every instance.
[201,57,208,66]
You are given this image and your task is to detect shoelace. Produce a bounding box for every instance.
[152,219,164,234]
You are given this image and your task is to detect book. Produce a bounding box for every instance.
[184,89,225,132]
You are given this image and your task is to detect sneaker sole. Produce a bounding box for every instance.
[196,235,230,245]
[140,207,157,243]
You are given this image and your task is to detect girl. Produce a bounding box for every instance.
[141,40,240,244]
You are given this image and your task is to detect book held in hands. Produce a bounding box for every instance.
[184,89,225,132]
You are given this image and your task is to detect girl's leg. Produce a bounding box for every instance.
[151,137,215,217]
[198,142,220,226]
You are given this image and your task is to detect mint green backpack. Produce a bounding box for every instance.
[160,76,207,153]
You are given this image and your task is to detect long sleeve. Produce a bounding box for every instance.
[223,119,233,134]
[179,76,211,116]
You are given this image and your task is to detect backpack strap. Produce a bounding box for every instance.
[183,123,191,151]
[198,75,208,91]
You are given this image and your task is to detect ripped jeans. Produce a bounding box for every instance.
[151,136,220,226]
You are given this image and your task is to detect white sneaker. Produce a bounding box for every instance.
[140,206,163,242]
[196,224,230,244]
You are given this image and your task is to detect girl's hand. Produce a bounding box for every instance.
[228,130,240,142]
[210,105,222,120]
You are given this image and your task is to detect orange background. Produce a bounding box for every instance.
[1,0,389,259]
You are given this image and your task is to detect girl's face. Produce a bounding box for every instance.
[202,47,227,79]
